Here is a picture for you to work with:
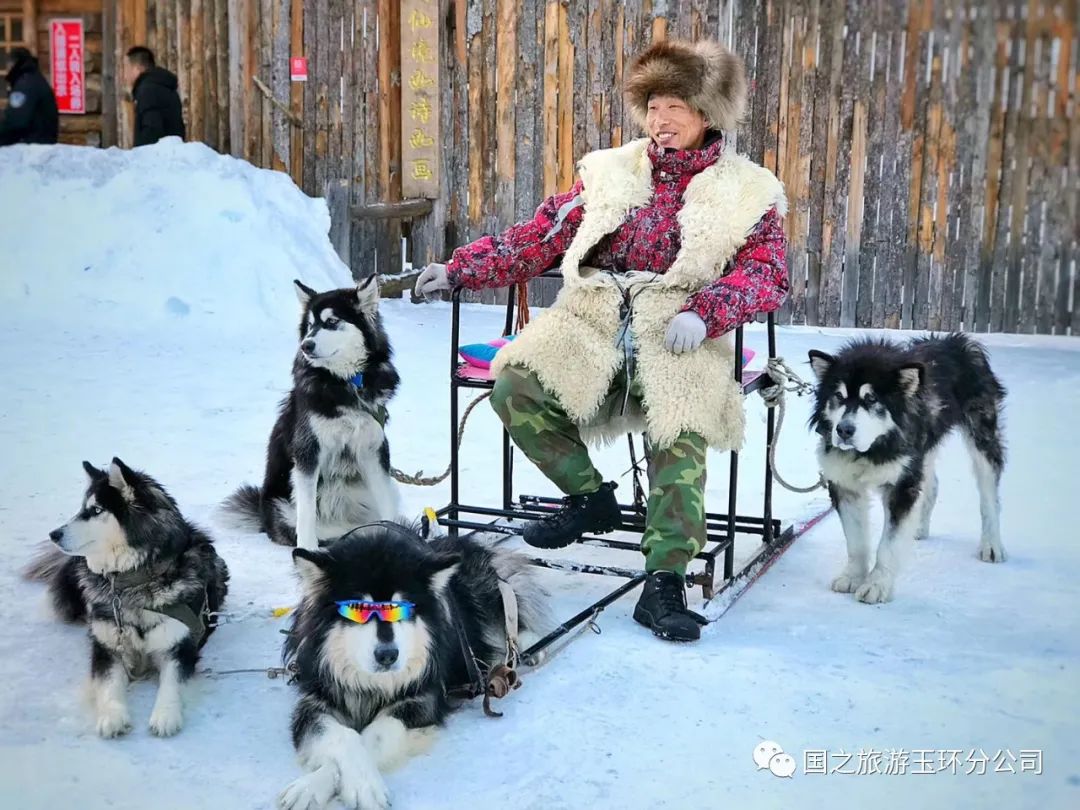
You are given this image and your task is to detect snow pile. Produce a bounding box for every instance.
[0,139,351,333]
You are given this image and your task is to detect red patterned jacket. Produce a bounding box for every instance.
[446,135,789,338]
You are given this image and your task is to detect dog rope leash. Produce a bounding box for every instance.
[759,357,828,495]
[389,391,492,486]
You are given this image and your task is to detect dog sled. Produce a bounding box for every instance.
[434,271,829,664]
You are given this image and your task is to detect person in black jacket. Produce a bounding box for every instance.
[0,48,59,146]
[124,46,185,146]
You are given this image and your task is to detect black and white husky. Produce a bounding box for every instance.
[24,458,229,737]
[224,276,402,550]
[278,522,549,810]
[808,334,1007,604]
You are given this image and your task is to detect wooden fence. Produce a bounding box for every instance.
[113,0,1080,335]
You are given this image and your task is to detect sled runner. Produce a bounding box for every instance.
[435,272,817,661]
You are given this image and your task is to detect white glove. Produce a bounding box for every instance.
[413,262,451,298]
[664,311,707,354]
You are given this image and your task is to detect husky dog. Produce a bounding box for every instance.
[277,521,549,810]
[808,334,1007,604]
[224,276,402,550]
[24,458,229,737]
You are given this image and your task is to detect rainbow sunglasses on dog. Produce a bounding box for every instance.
[335,600,416,624]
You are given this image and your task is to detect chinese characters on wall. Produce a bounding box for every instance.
[400,0,440,198]
[50,19,85,115]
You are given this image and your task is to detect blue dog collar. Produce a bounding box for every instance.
[350,372,365,388]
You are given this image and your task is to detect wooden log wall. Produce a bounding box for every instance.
[101,0,1078,334]
[410,0,1080,334]
[111,0,231,151]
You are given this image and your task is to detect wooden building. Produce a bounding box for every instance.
[1,0,107,145]
[2,1,1077,336]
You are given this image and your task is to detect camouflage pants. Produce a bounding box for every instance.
[490,364,707,576]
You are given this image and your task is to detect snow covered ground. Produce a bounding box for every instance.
[1,143,1078,809]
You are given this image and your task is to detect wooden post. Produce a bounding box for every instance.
[542,1,559,196]
[514,0,538,218]
[404,0,454,275]
[228,0,243,156]
[215,0,228,152]
[556,0,572,191]
[376,0,402,275]
[190,0,204,143]
[494,0,515,223]
[289,0,303,185]
[102,0,118,147]
[204,0,218,149]
[22,0,36,51]
[271,0,290,171]
[401,0,442,199]
[326,178,351,269]
[302,0,316,192]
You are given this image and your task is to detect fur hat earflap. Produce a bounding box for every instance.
[625,39,748,132]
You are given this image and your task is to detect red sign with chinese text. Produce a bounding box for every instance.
[50,19,86,115]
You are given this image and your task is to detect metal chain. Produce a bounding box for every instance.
[759,357,828,494]
[390,391,492,486]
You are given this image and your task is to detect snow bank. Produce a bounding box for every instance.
[0,139,351,334]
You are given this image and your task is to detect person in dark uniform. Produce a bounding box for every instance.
[0,48,59,146]
[124,46,185,146]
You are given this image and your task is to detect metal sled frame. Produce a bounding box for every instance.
[435,274,798,661]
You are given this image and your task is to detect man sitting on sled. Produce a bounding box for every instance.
[415,39,789,643]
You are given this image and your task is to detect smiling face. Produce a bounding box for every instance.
[646,94,707,150]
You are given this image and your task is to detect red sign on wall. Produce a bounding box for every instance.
[50,19,86,115]
[290,57,308,82]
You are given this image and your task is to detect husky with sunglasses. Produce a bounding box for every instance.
[278,520,550,810]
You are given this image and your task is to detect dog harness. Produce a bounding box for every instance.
[106,565,211,646]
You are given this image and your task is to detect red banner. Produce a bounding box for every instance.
[50,19,86,115]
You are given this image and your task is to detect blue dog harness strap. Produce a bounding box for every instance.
[350,372,365,388]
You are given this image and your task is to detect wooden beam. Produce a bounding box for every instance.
[22,0,36,51]
[350,198,434,220]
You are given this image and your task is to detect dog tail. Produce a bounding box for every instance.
[219,485,265,533]
[23,543,87,623]
[22,542,67,582]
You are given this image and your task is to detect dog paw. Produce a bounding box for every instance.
[337,761,390,810]
[979,542,1007,563]
[854,577,894,604]
[149,702,184,737]
[830,572,863,593]
[96,704,133,738]
[278,767,336,810]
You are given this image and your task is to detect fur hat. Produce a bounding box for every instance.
[625,39,748,132]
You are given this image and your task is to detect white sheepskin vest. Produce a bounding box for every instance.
[491,137,787,452]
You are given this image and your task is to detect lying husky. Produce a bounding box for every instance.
[278,521,549,810]
[224,276,402,549]
[24,458,229,737]
[808,333,1007,604]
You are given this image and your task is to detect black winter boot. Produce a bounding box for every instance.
[521,481,621,549]
[633,571,708,642]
